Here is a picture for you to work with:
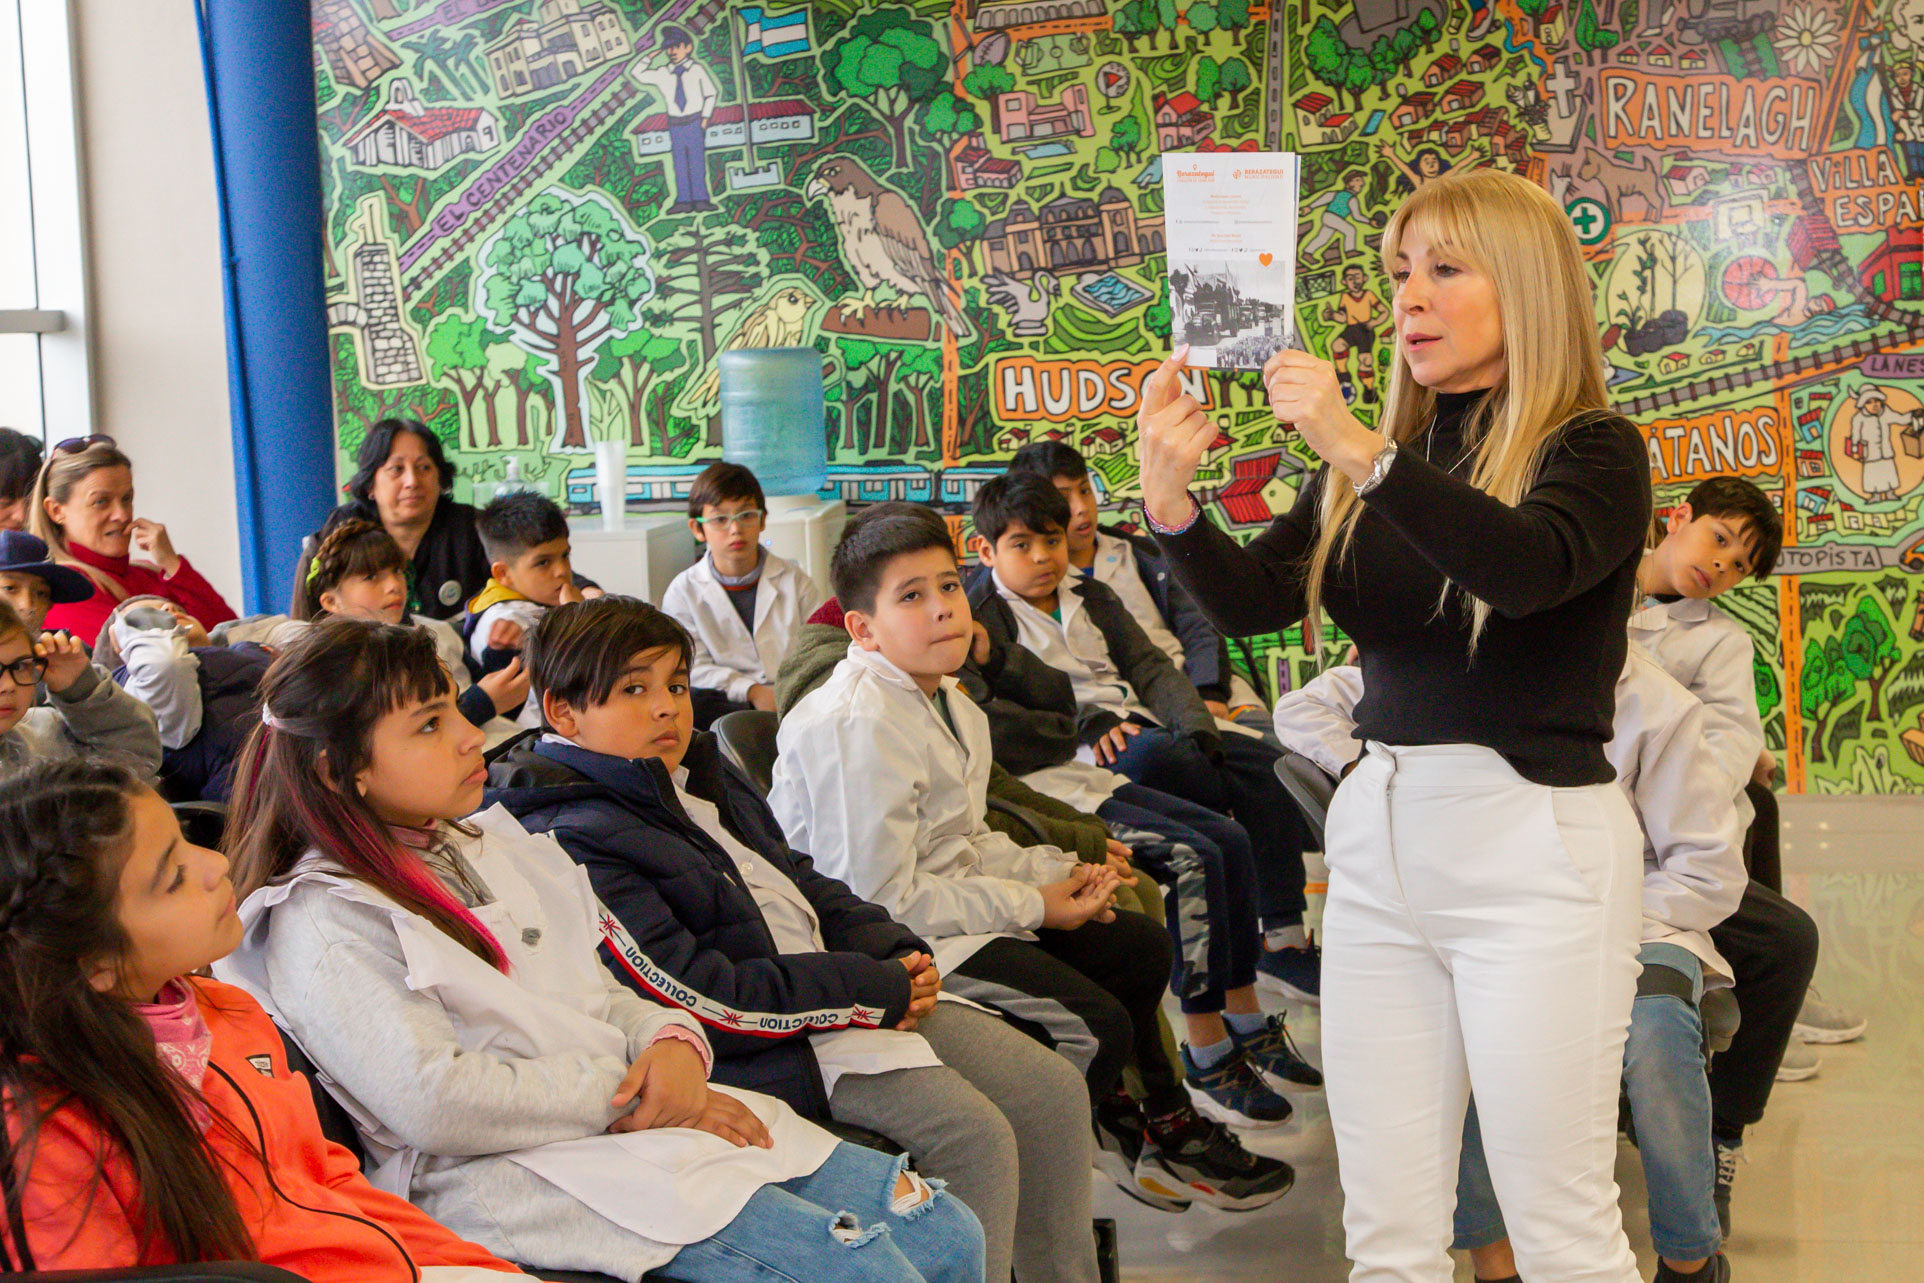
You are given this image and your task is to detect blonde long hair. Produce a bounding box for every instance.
[1302,169,1612,652]
[28,441,137,603]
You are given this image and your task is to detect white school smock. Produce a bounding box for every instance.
[768,644,1082,972]
[218,805,837,1249]
[1274,654,1743,985]
[1628,596,1764,818]
[661,550,824,703]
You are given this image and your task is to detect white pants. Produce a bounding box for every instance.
[1321,743,1643,1283]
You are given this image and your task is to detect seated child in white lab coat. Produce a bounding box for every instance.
[662,462,822,719]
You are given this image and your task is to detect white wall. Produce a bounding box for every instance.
[72,0,243,608]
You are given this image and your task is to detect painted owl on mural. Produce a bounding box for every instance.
[804,157,973,339]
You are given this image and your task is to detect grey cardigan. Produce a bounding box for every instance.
[0,663,162,780]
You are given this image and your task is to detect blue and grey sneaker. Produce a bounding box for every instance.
[1255,944,1321,1004]
[1180,1044,1293,1129]
[1230,1013,1323,1092]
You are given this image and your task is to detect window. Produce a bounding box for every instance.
[0,0,89,441]
[1901,260,1923,301]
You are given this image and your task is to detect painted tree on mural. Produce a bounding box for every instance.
[822,8,948,173]
[648,221,771,446]
[590,330,691,453]
[478,191,653,453]
[426,314,504,449]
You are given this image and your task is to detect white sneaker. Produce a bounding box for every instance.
[1793,990,1868,1044]
[1774,1036,1821,1082]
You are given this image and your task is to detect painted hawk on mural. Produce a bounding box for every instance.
[804,158,974,339]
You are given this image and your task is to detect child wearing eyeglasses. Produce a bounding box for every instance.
[0,598,160,778]
[662,462,823,717]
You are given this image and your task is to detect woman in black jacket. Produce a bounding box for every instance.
[1137,170,1653,1282]
[292,419,490,619]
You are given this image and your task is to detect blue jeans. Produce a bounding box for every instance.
[658,1142,986,1282]
[1453,943,1722,1262]
[1098,781,1259,1013]
[1103,720,1310,929]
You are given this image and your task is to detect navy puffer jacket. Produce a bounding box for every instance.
[485,732,927,1118]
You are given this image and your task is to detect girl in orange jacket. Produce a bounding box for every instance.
[0,757,520,1280]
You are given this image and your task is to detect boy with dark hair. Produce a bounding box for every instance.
[490,596,1103,1283]
[662,461,822,717]
[771,502,1295,1213]
[970,473,1324,1004]
[0,427,45,531]
[1633,471,1841,1229]
[464,490,583,679]
[0,529,93,635]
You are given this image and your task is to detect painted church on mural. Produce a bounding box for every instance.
[311,0,1924,795]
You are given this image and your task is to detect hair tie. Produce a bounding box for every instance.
[306,556,326,585]
[259,707,304,735]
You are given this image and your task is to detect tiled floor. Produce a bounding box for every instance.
[1098,795,1924,1281]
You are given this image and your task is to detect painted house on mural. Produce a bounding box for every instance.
[1153,92,1215,148]
[344,81,500,170]
[1860,227,1924,303]
[952,134,1024,189]
[485,0,630,100]
[968,0,1108,31]
[982,188,1165,276]
[996,85,1095,142]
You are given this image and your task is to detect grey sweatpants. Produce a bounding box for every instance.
[829,1001,1098,1283]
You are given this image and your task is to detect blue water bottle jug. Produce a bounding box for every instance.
[719,348,828,498]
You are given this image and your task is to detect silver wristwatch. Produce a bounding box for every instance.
[1353,440,1399,497]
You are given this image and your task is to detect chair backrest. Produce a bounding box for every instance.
[1273,751,1338,850]
[713,710,781,797]
[277,1027,366,1166]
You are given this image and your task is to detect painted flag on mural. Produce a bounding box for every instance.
[740,5,811,58]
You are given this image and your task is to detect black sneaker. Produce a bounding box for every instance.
[1140,1101,1295,1212]
[1254,944,1321,1005]
[1229,1013,1324,1091]
[1656,1251,1731,1282]
[1181,1044,1294,1128]
[1714,1142,1742,1242]
[1093,1090,1190,1212]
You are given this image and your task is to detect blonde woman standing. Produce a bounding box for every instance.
[1136,170,1651,1282]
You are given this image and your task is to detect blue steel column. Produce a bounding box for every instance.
[195,0,337,613]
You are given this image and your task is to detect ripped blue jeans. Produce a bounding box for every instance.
[656,1142,987,1283]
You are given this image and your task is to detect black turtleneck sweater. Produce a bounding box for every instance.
[1154,391,1651,786]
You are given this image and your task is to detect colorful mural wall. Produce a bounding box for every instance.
[311,0,1924,793]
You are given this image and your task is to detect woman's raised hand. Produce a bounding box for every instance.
[1262,349,1385,485]
[1135,345,1217,529]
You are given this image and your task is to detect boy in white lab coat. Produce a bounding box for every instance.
[770,501,1296,1213]
[662,462,823,717]
[1634,473,1846,1221]
[1275,648,1747,1283]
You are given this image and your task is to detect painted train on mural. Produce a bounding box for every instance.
[312,0,1924,794]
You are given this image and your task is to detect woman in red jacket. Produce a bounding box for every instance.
[28,437,235,647]
[0,758,520,1281]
